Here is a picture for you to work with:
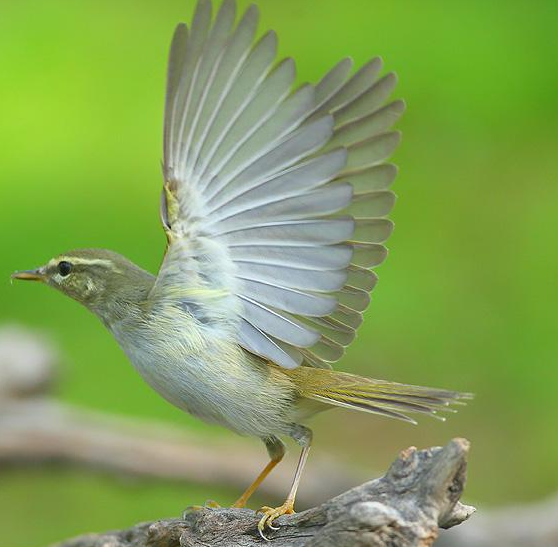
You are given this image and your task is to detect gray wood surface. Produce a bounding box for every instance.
[52,438,474,547]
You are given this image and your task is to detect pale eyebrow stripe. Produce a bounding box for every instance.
[49,257,115,268]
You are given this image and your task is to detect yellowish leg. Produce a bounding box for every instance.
[232,456,283,508]
[185,437,285,515]
[257,444,311,540]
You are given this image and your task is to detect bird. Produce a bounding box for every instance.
[12,0,471,539]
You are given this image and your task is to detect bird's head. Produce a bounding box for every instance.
[12,249,154,321]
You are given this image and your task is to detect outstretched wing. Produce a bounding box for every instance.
[153,0,404,369]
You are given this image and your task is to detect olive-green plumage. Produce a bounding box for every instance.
[12,0,471,537]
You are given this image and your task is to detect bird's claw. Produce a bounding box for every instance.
[204,499,222,509]
[257,502,295,540]
[183,499,221,518]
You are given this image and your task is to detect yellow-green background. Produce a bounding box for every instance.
[1,1,557,545]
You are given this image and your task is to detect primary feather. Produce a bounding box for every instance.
[155,0,404,369]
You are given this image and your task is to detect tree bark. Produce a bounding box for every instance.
[52,438,474,547]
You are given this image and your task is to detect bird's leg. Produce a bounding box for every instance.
[232,436,285,509]
[232,460,281,508]
[257,425,312,539]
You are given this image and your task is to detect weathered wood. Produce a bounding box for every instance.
[52,438,474,547]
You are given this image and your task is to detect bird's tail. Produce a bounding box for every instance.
[286,367,473,424]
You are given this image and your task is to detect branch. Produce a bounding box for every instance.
[53,438,474,547]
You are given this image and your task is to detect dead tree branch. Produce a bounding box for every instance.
[53,438,474,547]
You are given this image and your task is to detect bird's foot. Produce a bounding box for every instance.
[182,499,221,517]
[231,497,247,508]
[256,500,295,540]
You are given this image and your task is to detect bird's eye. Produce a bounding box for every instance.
[57,261,73,277]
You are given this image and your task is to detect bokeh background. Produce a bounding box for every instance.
[1,0,557,545]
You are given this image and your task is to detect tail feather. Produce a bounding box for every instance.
[286,367,473,424]
[311,394,419,424]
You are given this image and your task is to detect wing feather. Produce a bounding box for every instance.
[314,58,353,110]
[167,0,212,173]
[333,72,398,126]
[209,183,353,234]
[217,218,355,246]
[187,5,260,182]
[343,132,401,173]
[239,278,337,316]
[238,319,303,369]
[344,190,396,217]
[229,244,353,270]
[303,316,356,346]
[179,0,236,169]
[239,296,320,347]
[193,30,279,182]
[203,86,318,200]
[308,57,383,120]
[155,0,403,369]
[236,262,347,292]
[207,148,347,220]
[325,100,405,150]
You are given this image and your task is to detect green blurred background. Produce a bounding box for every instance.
[1,0,557,545]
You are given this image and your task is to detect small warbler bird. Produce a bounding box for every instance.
[13,0,471,538]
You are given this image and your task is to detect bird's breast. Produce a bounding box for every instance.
[109,318,296,437]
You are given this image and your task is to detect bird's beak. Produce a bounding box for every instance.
[11,268,45,282]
